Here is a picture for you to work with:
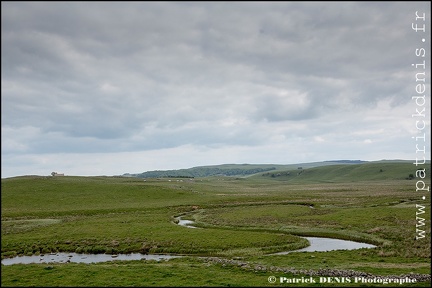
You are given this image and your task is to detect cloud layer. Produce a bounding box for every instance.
[2,2,430,177]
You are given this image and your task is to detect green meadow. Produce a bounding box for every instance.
[1,162,431,287]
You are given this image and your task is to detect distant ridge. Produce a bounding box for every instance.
[324,160,367,164]
[254,161,430,183]
[124,160,371,178]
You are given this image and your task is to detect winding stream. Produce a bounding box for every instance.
[175,216,376,253]
[1,216,376,265]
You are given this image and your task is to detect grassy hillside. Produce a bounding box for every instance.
[254,161,430,183]
[127,160,367,178]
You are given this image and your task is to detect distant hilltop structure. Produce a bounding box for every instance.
[51,172,65,176]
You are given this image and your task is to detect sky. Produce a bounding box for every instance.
[1,2,431,178]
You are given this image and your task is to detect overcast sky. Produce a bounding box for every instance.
[2,2,431,178]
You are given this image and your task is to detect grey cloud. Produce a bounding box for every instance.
[2,1,430,177]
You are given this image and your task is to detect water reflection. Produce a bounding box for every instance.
[176,217,198,228]
[1,253,182,266]
[272,236,376,255]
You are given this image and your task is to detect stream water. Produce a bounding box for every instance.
[1,253,182,266]
[176,218,197,228]
[273,236,376,254]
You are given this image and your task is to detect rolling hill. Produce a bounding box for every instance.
[253,160,430,183]
[125,160,367,178]
[124,160,430,183]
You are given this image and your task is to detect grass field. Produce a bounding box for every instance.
[1,162,431,286]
